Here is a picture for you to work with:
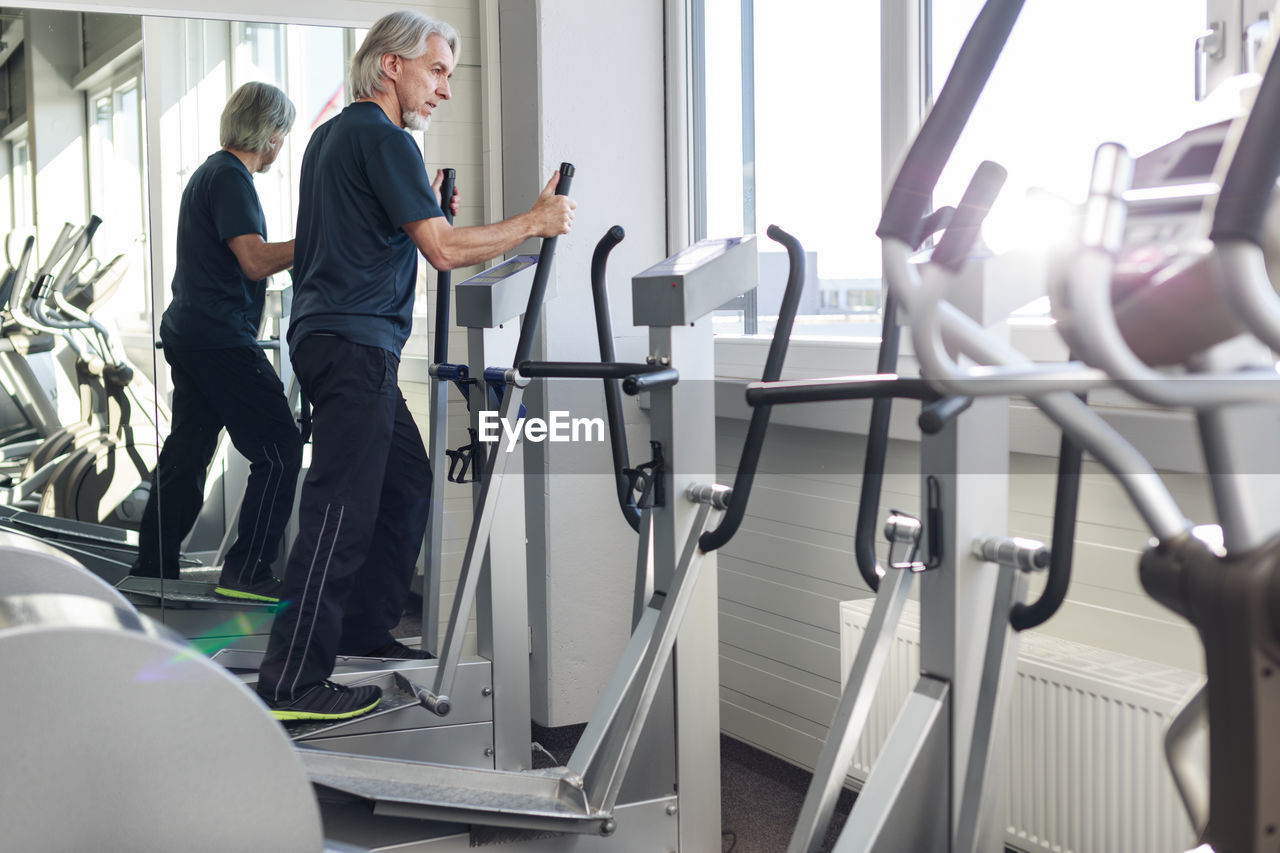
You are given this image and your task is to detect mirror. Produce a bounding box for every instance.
[0,7,157,588]
[0,2,491,654]
[139,17,353,634]
[136,9,488,649]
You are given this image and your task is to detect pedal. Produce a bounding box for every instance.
[623,441,665,510]
[446,428,482,483]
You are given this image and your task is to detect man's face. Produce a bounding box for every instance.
[258,134,284,173]
[397,33,454,132]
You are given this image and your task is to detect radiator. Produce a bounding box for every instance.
[838,599,1202,853]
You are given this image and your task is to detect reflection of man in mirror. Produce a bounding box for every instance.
[255,11,575,721]
[132,82,301,604]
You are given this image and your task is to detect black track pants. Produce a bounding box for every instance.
[134,344,302,580]
[257,334,432,701]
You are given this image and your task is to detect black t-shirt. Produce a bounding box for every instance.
[288,101,444,356]
[160,150,267,349]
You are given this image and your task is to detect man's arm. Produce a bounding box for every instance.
[227,235,295,281]
[403,172,575,272]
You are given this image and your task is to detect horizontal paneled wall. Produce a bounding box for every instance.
[715,414,1212,770]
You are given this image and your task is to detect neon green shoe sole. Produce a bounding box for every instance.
[213,584,281,603]
[269,697,381,722]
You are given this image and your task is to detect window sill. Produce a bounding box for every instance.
[712,323,1204,473]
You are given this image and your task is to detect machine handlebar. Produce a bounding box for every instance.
[432,168,456,365]
[930,160,1007,271]
[1211,40,1280,245]
[512,162,575,367]
[876,0,1024,246]
[699,225,805,553]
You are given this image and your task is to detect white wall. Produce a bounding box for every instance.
[713,335,1215,770]
[498,0,669,726]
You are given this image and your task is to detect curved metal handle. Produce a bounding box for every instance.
[1010,420,1081,630]
[591,225,639,530]
[877,0,1024,245]
[1210,24,1280,245]
[699,225,805,553]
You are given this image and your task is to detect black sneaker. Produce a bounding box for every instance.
[354,639,436,660]
[260,680,382,722]
[214,575,282,603]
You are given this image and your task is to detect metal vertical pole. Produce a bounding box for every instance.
[467,323,532,772]
[422,370,449,656]
[648,317,720,852]
[917,266,1011,849]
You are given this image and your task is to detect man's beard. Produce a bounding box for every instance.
[402,110,431,132]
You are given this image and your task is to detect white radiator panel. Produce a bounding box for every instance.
[839,599,1201,853]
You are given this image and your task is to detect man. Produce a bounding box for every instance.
[256,12,575,721]
[134,82,301,604]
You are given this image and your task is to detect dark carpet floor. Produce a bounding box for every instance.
[526,721,852,853]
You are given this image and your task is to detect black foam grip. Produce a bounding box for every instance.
[590,225,640,531]
[513,162,575,366]
[433,168,456,364]
[1211,41,1280,245]
[700,225,806,554]
[744,376,939,407]
[930,160,1007,271]
[876,0,1024,245]
[915,207,956,250]
[622,368,678,395]
[917,394,974,433]
[1011,395,1084,631]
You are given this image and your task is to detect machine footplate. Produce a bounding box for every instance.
[298,749,610,834]
[114,576,275,608]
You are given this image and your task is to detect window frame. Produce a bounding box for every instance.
[690,0,926,359]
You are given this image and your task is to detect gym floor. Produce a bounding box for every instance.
[392,606,856,852]
[391,606,1021,852]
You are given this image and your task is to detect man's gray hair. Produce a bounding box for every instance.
[220,82,296,154]
[349,12,460,101]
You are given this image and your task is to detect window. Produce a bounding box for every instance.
[153,20,354,319]
[10,137,29,231]
[932,0,1223,260]
[700,0,883,339]
[233,22,285,90]
[87,74,147,323]
[697,0,1231,339]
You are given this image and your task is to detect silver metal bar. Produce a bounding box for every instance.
[971,536,1049,572]
[953,565,1026,853]
[1072,246,1280,406]
[830,677,951,853]
[686,481,732,509]
[788,568,915,853]
[573,502,715,813]
[420,370,449,655]
[884,240,1190,542]
[426,384,525,713]
[563,606,660,784]
[632,509,655,630]
[1216,239,1280,353]
[1165,685,1210,837]
[1193,338,1280,552]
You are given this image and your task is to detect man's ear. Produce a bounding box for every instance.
[379,52,400,82]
